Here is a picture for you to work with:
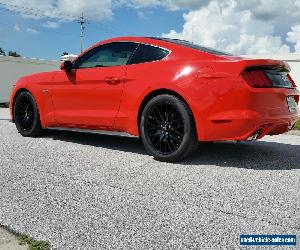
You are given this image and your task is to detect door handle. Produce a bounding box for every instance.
[104,77,121,85]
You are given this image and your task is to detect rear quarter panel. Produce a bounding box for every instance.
[115,55,228,136]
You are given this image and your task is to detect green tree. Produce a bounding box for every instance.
[0,47,5,56]
[8,50,21,57]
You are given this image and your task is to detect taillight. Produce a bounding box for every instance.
[242,70,273,87]
[287,74,297,87]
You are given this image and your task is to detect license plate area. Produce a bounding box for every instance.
[286,96,298,113]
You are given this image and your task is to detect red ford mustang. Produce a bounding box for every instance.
[10,37,300,161]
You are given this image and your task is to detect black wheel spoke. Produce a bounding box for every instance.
[166,139,173,152]
[152,137,161,148]
[147,127,160,132]
[165,102,173,122]
[169,138,177,151]
[148,130,161,138]
[173,124,184,130]
[20,117,27,126]
[172,129,183,137]
[155,107,164,122]
[169,134,181,142]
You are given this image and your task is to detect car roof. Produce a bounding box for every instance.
[95,36,173,48]
[78,36,231,60]
[76,36,176,59]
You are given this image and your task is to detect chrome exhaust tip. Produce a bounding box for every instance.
[247,130,262,141]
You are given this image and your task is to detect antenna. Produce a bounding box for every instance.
[78,13,88,53]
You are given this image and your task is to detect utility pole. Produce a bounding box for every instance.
[78,13,88,53]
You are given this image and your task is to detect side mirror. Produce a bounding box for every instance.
[60,60,73,72]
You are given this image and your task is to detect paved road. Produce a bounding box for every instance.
[0,108,299,249]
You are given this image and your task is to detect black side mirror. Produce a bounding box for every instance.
[60,60,73,72]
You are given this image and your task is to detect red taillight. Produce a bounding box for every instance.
[242,70,273,87]
[287,74,297,87]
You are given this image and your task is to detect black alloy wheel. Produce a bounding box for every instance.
[141,94,198,162]
[14,92,43,137]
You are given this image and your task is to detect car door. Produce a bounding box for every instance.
[51,42,138,129]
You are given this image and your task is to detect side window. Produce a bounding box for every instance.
[74,42,138,69]
[129,44,169,64]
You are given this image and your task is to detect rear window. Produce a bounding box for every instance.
[150,37,233,56]
[129,44,169,64]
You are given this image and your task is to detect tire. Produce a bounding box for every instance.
[13,91,43,137]
[140,94,198,162]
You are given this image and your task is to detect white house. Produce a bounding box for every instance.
[0,56,58,103]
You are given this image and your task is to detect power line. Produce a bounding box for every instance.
[0,1,140,52]
[0,1,78,20]
[0,1,132,36]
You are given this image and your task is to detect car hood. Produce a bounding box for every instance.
[16,71,58,85]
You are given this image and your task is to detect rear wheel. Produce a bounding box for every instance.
[14,92,43,137]
[140,94,198,162]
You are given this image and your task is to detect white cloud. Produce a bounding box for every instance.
[2,0,300,55]
[164,0,210,10]
[0,0,113,21]
[163,0,298,55]
[42,21,60,29]
[56,0,113,20]
[287,25,300,53]
[137,10,147,19]
[26,27,39,34]
[117,0,210,10]
[13,24,20,31]
[118,0,160,8]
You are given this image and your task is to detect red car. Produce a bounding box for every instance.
[10,37,300,162]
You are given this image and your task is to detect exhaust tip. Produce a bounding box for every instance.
[247,130,262,141]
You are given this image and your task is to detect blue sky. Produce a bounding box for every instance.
[0,0,300,60]
[0,5,185,60]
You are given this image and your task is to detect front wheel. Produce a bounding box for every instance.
[14,91,43,137]
[140,94,198,162]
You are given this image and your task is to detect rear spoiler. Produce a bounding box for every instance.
[240,59,291,73]
[209,57,291,76]
[194,57,291,78]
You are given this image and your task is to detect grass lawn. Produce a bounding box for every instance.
[293,119,300,130]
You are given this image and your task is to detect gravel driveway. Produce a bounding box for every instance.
[0,108,299,249]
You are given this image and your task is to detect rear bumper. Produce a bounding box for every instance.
[198,111,299,141]
[194,86,300,141]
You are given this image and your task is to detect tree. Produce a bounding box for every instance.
[8,50,21,57]
[0,47,5,56]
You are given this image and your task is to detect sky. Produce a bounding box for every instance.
[0,0,300,60]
